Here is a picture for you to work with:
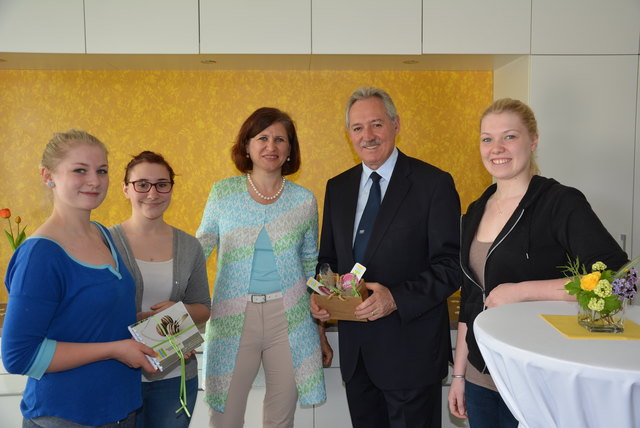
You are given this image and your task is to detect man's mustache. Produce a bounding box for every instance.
[360,140,381,149]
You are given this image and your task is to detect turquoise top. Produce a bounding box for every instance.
[248,227,281,294]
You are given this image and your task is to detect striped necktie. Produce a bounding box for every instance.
[353,172,381,263]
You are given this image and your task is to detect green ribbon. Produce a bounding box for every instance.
[152,315,192,418]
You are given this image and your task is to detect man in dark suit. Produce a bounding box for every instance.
[311,87,461,428]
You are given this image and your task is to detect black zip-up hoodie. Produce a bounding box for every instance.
[459,175,627,373]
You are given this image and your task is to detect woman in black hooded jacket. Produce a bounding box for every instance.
[447,98,627,428]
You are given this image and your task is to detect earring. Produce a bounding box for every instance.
[47,181,56,188]
[246,154,250,158]
[287,157,291,162]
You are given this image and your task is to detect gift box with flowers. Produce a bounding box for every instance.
[308,263,369,322]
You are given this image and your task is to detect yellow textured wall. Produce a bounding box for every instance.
[0,70,492,302]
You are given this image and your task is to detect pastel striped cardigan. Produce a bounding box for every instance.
[196,175,326,412]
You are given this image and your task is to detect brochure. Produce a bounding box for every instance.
[128,301,204,372]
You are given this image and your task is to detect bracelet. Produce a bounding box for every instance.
[451,375,465,379]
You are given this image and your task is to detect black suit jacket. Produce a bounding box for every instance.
[318,150,461,389]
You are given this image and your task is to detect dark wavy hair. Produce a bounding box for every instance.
[230,107,301,175]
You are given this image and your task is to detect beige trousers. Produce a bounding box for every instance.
[209,298,298,428]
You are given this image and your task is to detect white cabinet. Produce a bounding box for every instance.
[493,55,530,102]
[530,55,638,253]
[423,0,530,54]
[314,367,351,426]
[531,0,640,54]
[200,0,311,54]
[312,0,421,54]
[634,63,640,260]
[84,0,199,54]
[0,368,27,428]
[0,0,85,53]
[313,330,351,426]
[0,394,22,428]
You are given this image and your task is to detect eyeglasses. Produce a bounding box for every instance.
[129,180,173,193]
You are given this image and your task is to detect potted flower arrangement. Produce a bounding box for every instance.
[563,256,639,333]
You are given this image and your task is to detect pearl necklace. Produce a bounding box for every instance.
[247,173,285,201]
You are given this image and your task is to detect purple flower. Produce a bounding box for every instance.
[612,268,638,301]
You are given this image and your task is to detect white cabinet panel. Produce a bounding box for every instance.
[200,0,311,54]
[313,367,351,427]
[0,395,22,428]
[423,0,530,54]
[85,0,199,54]
[634,58,640,260]
[0,0,85,53]
[312,0,421,54]
[530,55,638,252]
[531,0,640,54]
[493,55,530,102]
[0,374,26,394]
[0,371,26,428]
[190,391,209,427]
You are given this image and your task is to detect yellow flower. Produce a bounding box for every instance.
[591,261,607,271]
[580,272,601,291]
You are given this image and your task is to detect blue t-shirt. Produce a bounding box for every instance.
[248,227,282,295]
[1,223,141,426]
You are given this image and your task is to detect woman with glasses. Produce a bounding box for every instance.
[110,150,211,428]
[197,107,329,428]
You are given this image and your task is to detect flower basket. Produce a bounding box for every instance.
[314,278,369,322]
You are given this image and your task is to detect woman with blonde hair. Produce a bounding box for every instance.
[2,130,156,427]
[448,99,627,427]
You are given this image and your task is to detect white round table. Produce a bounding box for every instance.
[474,301,640,428]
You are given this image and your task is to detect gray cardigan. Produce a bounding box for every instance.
[109,224,211,381]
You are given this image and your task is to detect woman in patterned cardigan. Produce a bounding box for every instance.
[197,107,329,428]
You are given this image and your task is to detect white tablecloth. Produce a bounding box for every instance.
[474,301,640,428]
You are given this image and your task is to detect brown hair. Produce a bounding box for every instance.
[123,151,175,184]
[481,98,540,175]
[41,129,107,172]
[230,107,301,175]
